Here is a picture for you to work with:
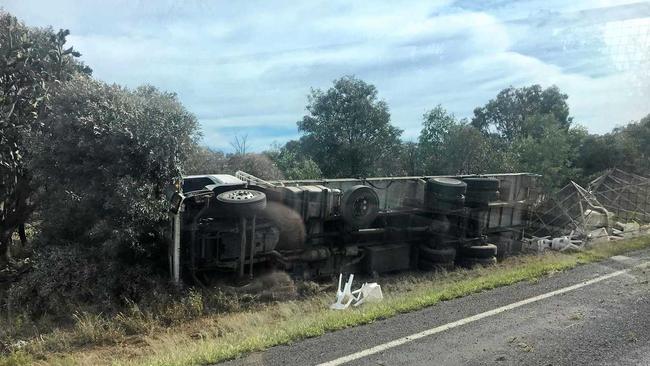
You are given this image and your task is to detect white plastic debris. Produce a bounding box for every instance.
[352,282,383,307]
[587,227,610,243]
[330,274,356,310]
[588,227,609,239]
[550,235,582,251]
[583,209,611,229]
[330,274,383,310]
[613,221,641,236]
[641,225,650,235]
[523,236,551,253]
[524,232,583,253]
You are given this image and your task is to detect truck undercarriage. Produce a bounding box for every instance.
[169,172,540,284]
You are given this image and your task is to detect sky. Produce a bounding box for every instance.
[2,0,649,152]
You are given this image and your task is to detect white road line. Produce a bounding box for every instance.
[317,261,650,366]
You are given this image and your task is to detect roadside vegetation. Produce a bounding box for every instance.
[2,236,650,366]
[2,10,650,366]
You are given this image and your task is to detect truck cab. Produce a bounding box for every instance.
[182,174,246,193]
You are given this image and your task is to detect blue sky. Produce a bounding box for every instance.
[3,0,649,152]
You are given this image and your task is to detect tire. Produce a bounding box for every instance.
[425,178,466,211]
[457,256,497,268]
[459,243,497,258]
[419,259,454,272]
[426,177,467,197]
[463,177,499,191]
[464,201,489,209]
[464,178,500,207]
[435,198,465,211]
[216,189,267,216]
[465,190,500,203]
[419,246,456,262]
[341,185,379,229]
[494,241,508,259]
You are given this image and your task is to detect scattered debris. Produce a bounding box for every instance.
[528,169,650,249]
[331,274,356,310]
[531,181,610,238]
[590,169,650,224]
[587,227,610,242]
[352,282,384,307]
[330,274,383,310]
[523,232,583,253]
[583,209,612,229]
[9,340,28,351]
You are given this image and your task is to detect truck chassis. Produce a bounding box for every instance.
[169,172,540,283]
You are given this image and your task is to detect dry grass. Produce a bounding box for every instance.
[2,236,650,366]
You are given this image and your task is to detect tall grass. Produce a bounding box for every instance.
[2,237,650,366]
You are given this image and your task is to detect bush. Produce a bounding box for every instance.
[226,153,283,180]
[31,76,199,254]
[3,75,201,319]
[6,245,170,319]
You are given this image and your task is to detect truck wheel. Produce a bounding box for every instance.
[216,189,267,216]
[425,178,467,211]
[462,177,499,191]
[459,244,497,258]
[427,177,467,196]
[341,185,379,229]
[465,190,500,203]
[420,246,456,262]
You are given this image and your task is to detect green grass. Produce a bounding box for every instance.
[4,236,650,366]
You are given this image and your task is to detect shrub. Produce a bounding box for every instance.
[226,153,283,180]
[6,245,169,318]
[3,75,201,319]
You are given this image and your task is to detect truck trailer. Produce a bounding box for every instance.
[169,171,540,284]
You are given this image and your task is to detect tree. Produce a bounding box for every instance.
[12,75,200,315]
[511,125,583,190]
[471,85,572,142]
[266,141,322,180]
[619,114,650,174]
[230,134,249,155]
[418,105,457,174]
[31,75,199,252]
[399,141,421,176]
[417,105,508,175]
[297,76,403,177]
[226,153,283,180]
[441,124,511,175]
[0,12,90,260]
[184,146,228,175]
[573,133,623,183]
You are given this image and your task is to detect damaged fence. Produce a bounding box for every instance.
[529,181,609,237]
[589,168,650,224]
[527,169,650,252]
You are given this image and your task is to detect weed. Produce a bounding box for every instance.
[71,312,125,346]
[568,311,584,321]
[626,331,638,343]
[1,236,650,366]
[516,341,534,353]
[0,350,31,366]
[296,281,321,298]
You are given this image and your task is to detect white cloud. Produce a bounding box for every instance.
[4,0,650,151]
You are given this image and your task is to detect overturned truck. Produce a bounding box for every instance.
[169,172,540,283]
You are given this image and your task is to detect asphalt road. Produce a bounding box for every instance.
[221,248,650,366]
